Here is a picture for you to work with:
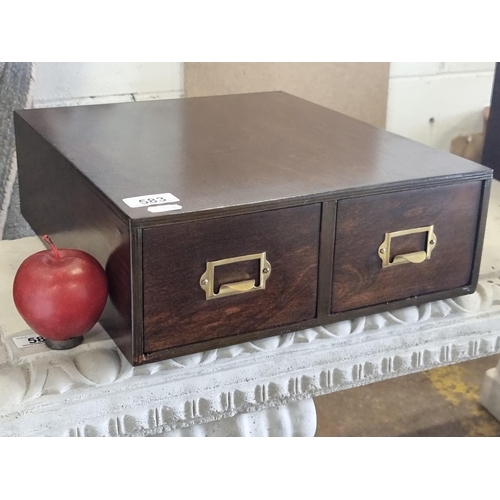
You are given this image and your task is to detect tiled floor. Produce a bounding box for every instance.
[314,354,500,437]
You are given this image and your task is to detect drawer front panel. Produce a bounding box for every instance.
[143,204,321,353]
[331,182,483,313]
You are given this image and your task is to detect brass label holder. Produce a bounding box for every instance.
[378,225,437,268]
[200,252,271,300]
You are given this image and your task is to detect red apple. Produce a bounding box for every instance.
[13,235,108,341]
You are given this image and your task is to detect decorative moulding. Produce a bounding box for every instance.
[2,275,500,437]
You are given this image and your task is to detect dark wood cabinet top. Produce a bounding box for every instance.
[16,91,492,225]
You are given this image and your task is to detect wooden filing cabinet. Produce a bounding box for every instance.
[14,91,492,365]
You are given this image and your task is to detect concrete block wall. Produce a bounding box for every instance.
[32,62,184,108]
[386,62,495,151]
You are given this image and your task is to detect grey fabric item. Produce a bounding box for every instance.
[0,62,35,240]
[3,174,33,239]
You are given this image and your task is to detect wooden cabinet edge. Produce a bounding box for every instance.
[469,179,492,291]
[140,284,477,365]
[131,174,492,229]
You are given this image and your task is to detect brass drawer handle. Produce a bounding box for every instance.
[220,279,256,293]
[378,225,437,268]
[200,252,272,300]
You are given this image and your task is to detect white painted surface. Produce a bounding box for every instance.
[481,363,500,422]
[387,62,495,151]
[159,399,317,437]
[390,62,443,78]
[1,181,500,437]
[32,62,184,108]
[390,62,495,78]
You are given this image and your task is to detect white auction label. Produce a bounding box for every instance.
[12,334,46,349]
[147,204,183,213]
[122,192,179,208]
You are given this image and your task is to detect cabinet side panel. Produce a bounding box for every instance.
[14,115,134,364]
[131,228,144,364]
[469,179,491,290]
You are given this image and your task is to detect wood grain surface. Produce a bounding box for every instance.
[331,181,483,312]
[143,204,321,352]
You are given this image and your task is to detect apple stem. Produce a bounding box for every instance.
[42,234,61,260]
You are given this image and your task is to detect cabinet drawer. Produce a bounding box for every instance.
[143,204,321,353]
[331,182,483,313]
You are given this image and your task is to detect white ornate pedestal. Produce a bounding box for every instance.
[2,181,500,437]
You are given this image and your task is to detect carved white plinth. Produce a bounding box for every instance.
[156,399,317,437]
[2,181,500,437]
[480,361,500,422]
